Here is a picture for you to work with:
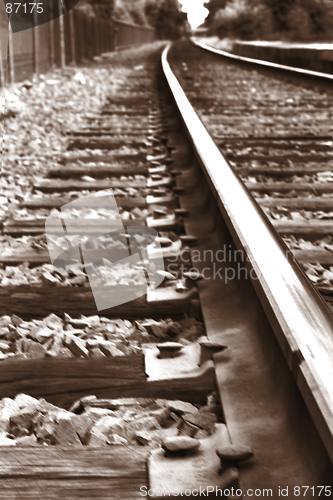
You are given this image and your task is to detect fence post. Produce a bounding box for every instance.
[109,20,113,51]
[69,10,76,64]
[114,21,118,51]
[8,22,15,84]
[48,0,55,69]
[74,12,80,63]
[103,21,107,53]
[101,19,104,53]
[81,14,86,60]
[59,0,66,68]
[83,16,87,59]
[99,19,102,54]
[0,40,5,88]
[33,9,39,76]
[94,18,98,56]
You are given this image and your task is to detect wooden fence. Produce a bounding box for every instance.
[0,11,156,85]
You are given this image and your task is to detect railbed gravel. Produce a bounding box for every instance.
[0,313,205,360]
[0,391,220,447]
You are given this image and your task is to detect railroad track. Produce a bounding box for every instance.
[0,40,333,498]
[176,39,333,311]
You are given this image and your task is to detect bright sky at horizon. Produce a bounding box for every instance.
[179,0,209,28]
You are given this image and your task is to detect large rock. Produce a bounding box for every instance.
[71,413,95,444]
[0,398,20,434]
[88,347,106,358]
[9,402,40,437]
[0,341,11,353]
[126,415,160,439]
[112,342,129,355]
[15,338,46,359]
[0,436,16,446]
[150,323,169,340]
[89,416,125,440]
[135,431,152,446]
[33,412,57,443]
[0,316,12,329]
[0,327,10,339]
[37,399,59,415]
[11,315,24,327]
[30,326,54,344]
[68,396,95,414]
[15,435,38,446]
[98,341,125,357]
[45,334,65,357]
[54,414,82,446]
[43,314,63,330]
[64,333,88,357]
[88,428,109,446]
[167,401,199,416]
[84,407,117,421]
[14,394,40,410]
[199,402,222,420]
[149,408,173,428]
[182,411,217,435]
[108,434,128,445]
[7,325,24,342]
[56,347,74,358]
[182,325,200,341]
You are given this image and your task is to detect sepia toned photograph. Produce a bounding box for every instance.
[1,0,333,498]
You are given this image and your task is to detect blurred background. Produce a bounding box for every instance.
[2,0,333,86]
[203,0,333,41]
[0,0,188,84]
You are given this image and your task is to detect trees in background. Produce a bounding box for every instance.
[75,0,186,39]
[207,0,273,39]
[205,0,333,40]
[76,0,115,19]
[204,0,228,26]
[145,0,187,39]
[113,0,150,26]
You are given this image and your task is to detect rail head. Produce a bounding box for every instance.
[162,43,333,462]
[191,38,333,82]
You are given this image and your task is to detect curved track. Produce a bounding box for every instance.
[0,40,333,497]
[164,40,333,497]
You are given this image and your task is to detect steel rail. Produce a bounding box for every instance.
[192,38,333,82]
[162,43,333,462]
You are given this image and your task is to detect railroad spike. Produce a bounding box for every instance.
[199,339,228,366]
[156,342,184,359]
[216,444,254,473]
[161,436,200,455]
[155,236,173,247]
[174,208,189,217]
[152,206,169,217]
[176,278,188,292]
[180,235,198,245]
